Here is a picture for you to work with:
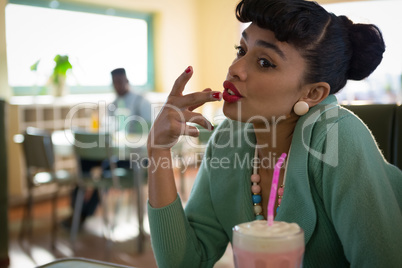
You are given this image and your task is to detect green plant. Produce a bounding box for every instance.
[30,54,72,96]
[50,54,72,86]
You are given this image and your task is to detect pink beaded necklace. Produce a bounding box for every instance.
[251,147,288,220]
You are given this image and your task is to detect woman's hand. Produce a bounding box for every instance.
[147,66,222,152]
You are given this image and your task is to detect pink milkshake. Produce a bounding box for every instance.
[233,220,304,268]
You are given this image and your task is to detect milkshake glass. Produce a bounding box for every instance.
[232,220,304,268]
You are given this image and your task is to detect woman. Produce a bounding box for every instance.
[147,0,402,267]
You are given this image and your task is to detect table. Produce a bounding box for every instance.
[37,257,134,268]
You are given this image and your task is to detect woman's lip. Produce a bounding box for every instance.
[222,81,243,103]
[223,90,241,103]
[223,81,243,97]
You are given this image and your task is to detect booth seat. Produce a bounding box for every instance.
[343,103,401,170]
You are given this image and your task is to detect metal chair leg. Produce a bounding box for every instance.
[135,166,145,254]
[111,190,122,232]
[26,191,33,242]
[125,190,132,222]
[70,186,85,249]
[51,186,59,251]
[18,195,29,244]
[99,188,112,244]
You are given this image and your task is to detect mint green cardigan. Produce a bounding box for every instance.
[148,95,402,267]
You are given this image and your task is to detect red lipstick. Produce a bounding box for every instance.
[223,81,243,103]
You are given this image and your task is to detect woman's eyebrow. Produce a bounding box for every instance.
[256,40,286,60]
[242,30,287,60]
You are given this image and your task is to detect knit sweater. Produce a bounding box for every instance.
[148,95,402,267]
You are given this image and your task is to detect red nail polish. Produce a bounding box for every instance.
[185,66,191,73]
[212,92,221,99]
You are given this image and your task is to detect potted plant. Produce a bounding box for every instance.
[31,54,73,97]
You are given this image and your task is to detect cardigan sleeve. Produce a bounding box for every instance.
[309,111,402,267]
[147,126,229,268]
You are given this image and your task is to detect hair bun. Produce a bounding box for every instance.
[339,15,385,81]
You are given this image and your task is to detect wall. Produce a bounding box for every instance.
[195,0,240,122]
[196,0,240,90]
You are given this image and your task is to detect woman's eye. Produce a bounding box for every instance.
[258,58,277,69]
[235,45,246,57]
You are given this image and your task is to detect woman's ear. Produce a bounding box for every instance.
[300,82,330,108]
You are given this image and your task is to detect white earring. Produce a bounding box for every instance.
[294,101,309,116]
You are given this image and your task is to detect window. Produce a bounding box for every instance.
[323,0,402,104]
[6,0,154,96]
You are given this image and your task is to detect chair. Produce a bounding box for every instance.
[343,104,395,163]
[70,130,142,250]
[174,126,215,199]
[394,105,402,170]
[17,127,75,250]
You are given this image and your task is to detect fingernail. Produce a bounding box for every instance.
[185,66,192,73]
[212,92,222,100]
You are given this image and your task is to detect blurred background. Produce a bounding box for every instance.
[0,0,400,267]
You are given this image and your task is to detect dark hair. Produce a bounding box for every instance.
[236,0,385,94]
[111,68,126,77]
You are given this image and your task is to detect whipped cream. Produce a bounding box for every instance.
[233,220,304,252]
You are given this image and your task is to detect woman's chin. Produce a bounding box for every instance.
[222,104,245,122]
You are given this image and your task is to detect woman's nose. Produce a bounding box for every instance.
[227,57,247,81]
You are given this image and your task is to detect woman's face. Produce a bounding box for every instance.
[223,23,309,124]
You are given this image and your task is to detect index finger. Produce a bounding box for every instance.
[189,88,212,111]
[176,90,222,108]
[170,66,193,96]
